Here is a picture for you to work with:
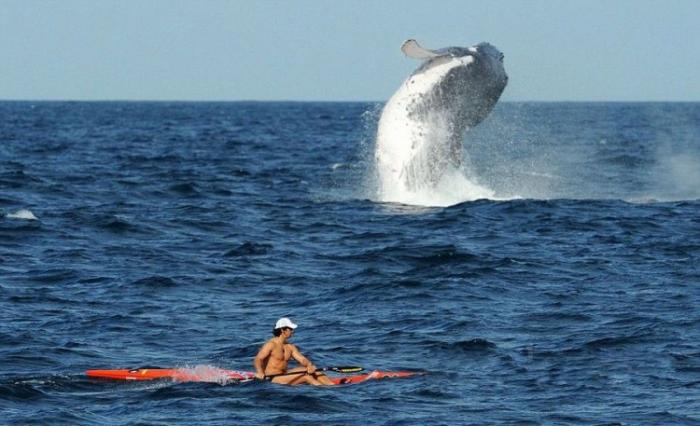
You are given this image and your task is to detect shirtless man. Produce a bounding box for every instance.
[253,318,335,386]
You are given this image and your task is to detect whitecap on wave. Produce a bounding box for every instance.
[6,209,38,220]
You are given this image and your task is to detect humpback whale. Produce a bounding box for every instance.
[375,39,508,204]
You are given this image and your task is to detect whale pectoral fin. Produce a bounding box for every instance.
[401,39,440,60]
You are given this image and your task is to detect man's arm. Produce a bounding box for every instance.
[254,342,272,379]
[290,345,316,373]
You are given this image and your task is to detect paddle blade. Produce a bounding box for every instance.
[326,366,363,373]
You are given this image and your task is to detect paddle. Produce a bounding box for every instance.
[262,366,363,380]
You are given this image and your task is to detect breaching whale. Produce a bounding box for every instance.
[375,39,508,205]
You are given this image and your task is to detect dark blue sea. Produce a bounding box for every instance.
[1,101,699,425]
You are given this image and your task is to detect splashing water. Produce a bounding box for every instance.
[375,102,497,207]
[177,365,253,385]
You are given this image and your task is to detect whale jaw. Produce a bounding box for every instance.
[374,41,507,205]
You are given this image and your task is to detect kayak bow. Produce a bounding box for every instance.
[330,370,418,385]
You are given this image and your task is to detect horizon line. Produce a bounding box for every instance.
[1,98,699,104]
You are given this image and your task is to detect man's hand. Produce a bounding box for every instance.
[306,363,317,374]
[255,372,265,380]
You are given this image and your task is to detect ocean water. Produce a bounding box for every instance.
[1,101,699,425]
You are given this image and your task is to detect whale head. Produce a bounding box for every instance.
[375,40,508,203]
[409,42,508,127]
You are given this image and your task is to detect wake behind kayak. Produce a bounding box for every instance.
[85,365,254,383]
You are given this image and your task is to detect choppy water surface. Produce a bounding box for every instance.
[1,101,699,425]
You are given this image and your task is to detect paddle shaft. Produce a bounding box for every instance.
[263,366,363,380]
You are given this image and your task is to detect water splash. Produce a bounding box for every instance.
[176,365,253,385]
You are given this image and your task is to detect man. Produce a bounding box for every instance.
[253,317,335,386]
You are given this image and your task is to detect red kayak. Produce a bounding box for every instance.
[85,366,418,385]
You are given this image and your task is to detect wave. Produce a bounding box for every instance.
[224,242,273,257]
[169,182,200,196]
[6,209,38,220]
[132,276,178,288]
[420,338,497,354]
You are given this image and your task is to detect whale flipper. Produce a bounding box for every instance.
[401,39,440,60]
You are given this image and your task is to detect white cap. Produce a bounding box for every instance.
[274,317,298,330]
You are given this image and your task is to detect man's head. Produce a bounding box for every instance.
[273,317,297,336]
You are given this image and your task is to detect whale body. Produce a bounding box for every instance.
[375,40,508,204]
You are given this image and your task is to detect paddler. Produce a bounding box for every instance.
[253,317,335,386]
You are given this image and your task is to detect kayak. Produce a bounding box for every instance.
[85,366,418,385]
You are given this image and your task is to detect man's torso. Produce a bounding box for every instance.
[263,340,293,374]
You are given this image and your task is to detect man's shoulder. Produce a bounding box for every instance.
[265,339,291,348]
